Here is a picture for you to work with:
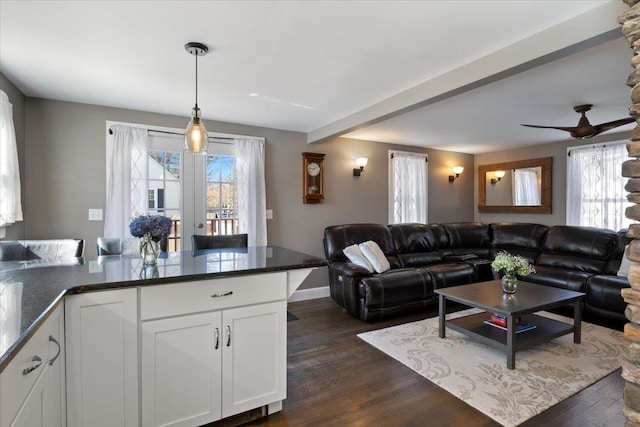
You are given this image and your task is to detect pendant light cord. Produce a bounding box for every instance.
[195,52,199,109]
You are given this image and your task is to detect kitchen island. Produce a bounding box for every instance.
[0,246,326,427]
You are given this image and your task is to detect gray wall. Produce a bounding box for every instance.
[0,73,26,239]
[20,97,474,290]
[474,131,631,226]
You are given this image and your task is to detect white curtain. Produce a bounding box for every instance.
[390,151,428,224]
[234,137,267,246]
[513,168,540,206]
[0,90,23,237]
[567,142,631,230]
[105,125,149,238]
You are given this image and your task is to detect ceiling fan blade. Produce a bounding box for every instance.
[594,117,635,134]
[520,124,579,132]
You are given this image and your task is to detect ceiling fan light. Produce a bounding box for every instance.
[185,106,208,154]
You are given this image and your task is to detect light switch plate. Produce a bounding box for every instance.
[266,209,273,220]
[88,209,103,221]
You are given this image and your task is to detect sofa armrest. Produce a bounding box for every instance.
[328,261,373,277]
[327,261,375,317]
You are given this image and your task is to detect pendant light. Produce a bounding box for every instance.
[184,42,209,154]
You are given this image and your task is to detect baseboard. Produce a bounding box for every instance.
[288,286,330,302]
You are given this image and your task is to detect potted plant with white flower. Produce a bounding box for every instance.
[491,251,536,293]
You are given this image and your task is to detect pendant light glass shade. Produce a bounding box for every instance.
[184,42,209,154]
[184,106,208,154]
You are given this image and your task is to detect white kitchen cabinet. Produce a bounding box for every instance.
[141,311,222,427]
[0,304,65,427]
[140,273,287,427]
[221,302,286,417]
[65,288,138,427]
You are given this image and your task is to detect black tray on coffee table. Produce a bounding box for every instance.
[435,280,585,370]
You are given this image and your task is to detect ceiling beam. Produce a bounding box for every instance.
[306,1,628,144]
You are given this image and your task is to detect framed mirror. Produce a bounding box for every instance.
[478,157,552,214]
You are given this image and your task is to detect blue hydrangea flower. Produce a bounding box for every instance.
[129,214,172,242]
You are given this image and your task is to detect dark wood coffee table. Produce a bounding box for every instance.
[435,280,584,369]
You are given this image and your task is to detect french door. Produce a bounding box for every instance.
[147,133,237,251]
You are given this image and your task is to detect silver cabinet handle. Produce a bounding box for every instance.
[22,355,42,375]
[226,325,231,347]
[49,335,61,366]
[211,291,233,298]
[214,328,219,350]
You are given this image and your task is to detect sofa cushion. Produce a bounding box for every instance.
[424,263,475,289]
[388,223,444,268]
[359,241,391,273]
[323,223,400,268]
[536,226,617,274]
[441,222,491,259]
[489,223,548,264]
[524,265,591,293]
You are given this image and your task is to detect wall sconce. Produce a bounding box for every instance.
[353,158,368,176]
[448,166,464,182]
[491,170,506,185]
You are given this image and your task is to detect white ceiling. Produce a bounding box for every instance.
[0,0,633,154]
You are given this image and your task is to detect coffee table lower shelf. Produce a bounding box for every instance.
[446,312,576,361]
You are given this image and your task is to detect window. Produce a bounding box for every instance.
[388,150,428,224]
[106,123,266,249]
[206,155,238,235]
[566,142,631,230]
[0,90,22,236]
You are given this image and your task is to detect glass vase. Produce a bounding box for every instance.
[140,235,158,266]
[501,273,517,294]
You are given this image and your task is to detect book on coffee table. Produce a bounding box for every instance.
[490,313,521,327]
[484,319,536,333]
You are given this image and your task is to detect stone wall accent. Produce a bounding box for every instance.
[620,1,640,425]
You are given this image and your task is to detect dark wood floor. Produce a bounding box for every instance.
[247,297,625,427]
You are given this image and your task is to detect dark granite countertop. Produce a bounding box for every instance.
[0,246,326,371]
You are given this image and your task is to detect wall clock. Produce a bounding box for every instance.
[302,152,325,204]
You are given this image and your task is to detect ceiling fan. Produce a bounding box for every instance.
[521,104,635,139]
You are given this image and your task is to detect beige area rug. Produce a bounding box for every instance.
[357,309,627,427]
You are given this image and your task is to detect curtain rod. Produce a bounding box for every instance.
[108,127,234,140]
[389,152,429,162]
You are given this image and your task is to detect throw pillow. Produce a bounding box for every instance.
[618,245,635,277]
[343,244,374,273]
[359,240,391,273]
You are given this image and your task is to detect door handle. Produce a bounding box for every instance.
[197,223,204,229]
[23,356,43,375]
[226,325,231,347]
[214,328,220,350]
[211,291,233,298]
[48,335,61,366]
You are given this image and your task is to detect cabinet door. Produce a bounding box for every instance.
[222,301,286,418]
[141,312,222,427]
[1,305,65,427]
[65,288,138,427]
[9,364,47,427]
[44,305,65,427]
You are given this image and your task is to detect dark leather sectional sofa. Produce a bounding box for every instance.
[323,222,630,329]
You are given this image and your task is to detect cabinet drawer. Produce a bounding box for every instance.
[140,272,287,320]
[0,304,62,427]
